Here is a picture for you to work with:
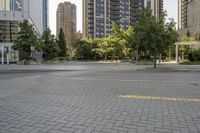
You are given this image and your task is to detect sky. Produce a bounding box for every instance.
[49,0,177,35]
[49,0,82,35]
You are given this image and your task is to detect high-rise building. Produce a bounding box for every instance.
[82,0,89,38]
[56,2,76,48]
[178,0,200,37]
[178,0,189,30]
[0,0,48,64]
[83,0,131,38]
[130,0,143,26]
[187,0,200,34]
[28,0,48,34]
[144,0,163,20]
[83,0,163,38]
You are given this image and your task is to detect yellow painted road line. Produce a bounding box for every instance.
[119,95,200,102]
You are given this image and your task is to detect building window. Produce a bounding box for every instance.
[0,0,22,11]
[14,0,22,11]
[0,21,18,43]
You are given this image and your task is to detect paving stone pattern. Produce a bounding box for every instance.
[0,65,200,133]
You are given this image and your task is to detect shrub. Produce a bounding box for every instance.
[193,50,200,61]
[188,49,200,62]
[188,51,194,62]
[140,55,152,61]
[58,57,66,61]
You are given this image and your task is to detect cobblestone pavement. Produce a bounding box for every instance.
[0,63,200,133]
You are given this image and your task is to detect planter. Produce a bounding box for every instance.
[135,61,154,65]
[24,60,31,65]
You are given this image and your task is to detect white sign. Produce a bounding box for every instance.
[31,46,35,51]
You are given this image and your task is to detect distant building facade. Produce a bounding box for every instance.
[56,2,76,47]
[83,0,131,38]
[178,0,189,30]
[144,0,163,20]
[0,0,48,64]
[178,0,200,37]
[83,0,163,38]
[187,0,200,35]
[75,31,83,40]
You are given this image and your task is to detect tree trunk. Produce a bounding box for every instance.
[169,47,171,60]
[136,50,139,63]
[154,57,157,69]
[159,53,161,63]
[105,53,107,61]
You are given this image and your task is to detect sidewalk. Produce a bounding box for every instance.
[1,61,200,72]
[142,62,200,72]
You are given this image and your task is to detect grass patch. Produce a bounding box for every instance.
[180,61,200,65]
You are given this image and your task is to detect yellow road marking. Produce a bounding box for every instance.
[119,95,200,102]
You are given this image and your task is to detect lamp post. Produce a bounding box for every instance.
[1,46,3,65]
[5,47,10,65]
[198,32,199,49]
[31,46,35,59]
[196,15,199,49]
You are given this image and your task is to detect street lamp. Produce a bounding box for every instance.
[31,46,35,59]
[4,47,10,64]
[198,32,199,49]
[196,15,200,49]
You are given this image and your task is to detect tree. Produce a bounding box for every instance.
[106,23,126,60]
[135,9,178,68]
[164,18,179,47]
[119,26,135,59]
[41,28,60,59]
[58,28,67,57]
[13,19,39,54]
[75,23,135,61]
[75,38,98,60]
[93,37,114,60]
[194,32,200,42]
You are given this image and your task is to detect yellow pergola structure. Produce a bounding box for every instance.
[174,41,199,62]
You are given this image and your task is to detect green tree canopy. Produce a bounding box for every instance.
[75,38,98,60]
[106,23,127,59]
[13,19,39,53]
[75,10,178,64]
[41,28,59,59]
[164,18,179,47]
[58,28,67,57]
[75,23,135,60]
[134,9,178,68]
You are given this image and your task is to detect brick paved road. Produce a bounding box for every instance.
[0,63,200,133]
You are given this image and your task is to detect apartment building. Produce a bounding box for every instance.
[83,0,163,38]
[56,2,76,48]
[178,0,200,37]
[178,0,189,30]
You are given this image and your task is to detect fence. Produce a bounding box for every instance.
[19,51,43,61]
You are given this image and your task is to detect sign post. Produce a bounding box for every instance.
[1,46,3,65]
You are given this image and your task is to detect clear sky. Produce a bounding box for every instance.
[49,0,82,35]
[164,0,178,26]
[49,0,177,35]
